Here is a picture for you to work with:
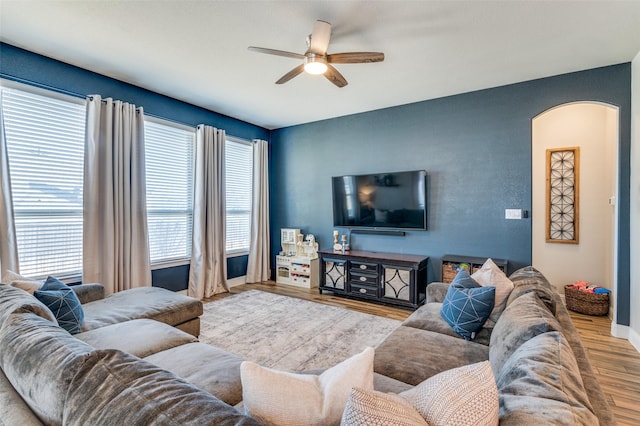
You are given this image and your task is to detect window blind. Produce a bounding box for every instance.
[144,119,195,265]
[1,86,86,278]
[225,139,253,254]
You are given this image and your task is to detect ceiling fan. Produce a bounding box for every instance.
[248,20,384,88]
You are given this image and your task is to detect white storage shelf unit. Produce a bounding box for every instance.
[276,255,319,288]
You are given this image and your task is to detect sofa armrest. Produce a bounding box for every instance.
[71,283,105,304]
[426,282,450,303]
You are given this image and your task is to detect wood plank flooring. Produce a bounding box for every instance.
[207,282,640,425]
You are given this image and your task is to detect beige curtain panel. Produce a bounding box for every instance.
[82,95,151,295]
[188,125,228,299]
[246,139,271,283]
[0,93,19,278]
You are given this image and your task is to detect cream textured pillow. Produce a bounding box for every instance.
[400,361,499,426]
[341,387,428,426]
[241,347,375,426]
[1,270,43,294]
[471,258,514,324]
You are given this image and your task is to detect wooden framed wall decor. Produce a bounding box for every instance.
[546,147,580,244]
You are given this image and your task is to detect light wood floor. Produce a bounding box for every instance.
[208,282,640,425]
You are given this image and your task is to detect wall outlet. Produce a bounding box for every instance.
[505,209,522,220]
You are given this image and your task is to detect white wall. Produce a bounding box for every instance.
[532,103,618,298]
[630,51,640,351]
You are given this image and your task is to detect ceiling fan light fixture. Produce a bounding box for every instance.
[304,55,327,75]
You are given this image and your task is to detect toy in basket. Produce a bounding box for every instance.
[564,281,610,316]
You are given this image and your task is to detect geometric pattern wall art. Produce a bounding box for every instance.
[546,147,580,244]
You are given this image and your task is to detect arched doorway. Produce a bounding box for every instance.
[532,102,619,318]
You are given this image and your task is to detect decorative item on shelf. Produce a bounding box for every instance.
[332,229,342,252]
[303,234,319,258]
[281,228,301,256]
[295,233,305,256]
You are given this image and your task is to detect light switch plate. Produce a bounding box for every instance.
[505,209,522,220]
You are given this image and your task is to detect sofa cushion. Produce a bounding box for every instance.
[80,286,202,332]
[440,270,495,340]
[506,266,556,314]
[241,347,374,426]
[0,367,43,426]
[497,331,598,425]
[403,302,492,345]
[145,342,244,406]
[63,349,259,426]
[0,284,57,326]
[75,319,197,358]
[0,312,94,425]
[489,291,562,376]
[400,361,499,426]
[34,276,84,334]
[373,372,414,394]
[1,270,43,294]
[374,325,489,386]
[341,387,428,426]
[471,258,514,325]
[70,283,105,304]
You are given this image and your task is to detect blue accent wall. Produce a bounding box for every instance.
[270,63,631,325]
[0,43,269,290]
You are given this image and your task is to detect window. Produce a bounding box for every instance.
[1,84,86,278]
[144,118,195,266]
[225,138,253,254]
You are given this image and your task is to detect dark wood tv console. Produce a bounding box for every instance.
[318,249,429,310]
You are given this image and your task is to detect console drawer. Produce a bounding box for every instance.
[350,261,378,274]
[350,273,378,286]
[350,283,378,297]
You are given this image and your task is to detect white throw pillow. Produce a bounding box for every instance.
[1,270,44,294]
[341,387,428,426]
[241,347,375,426]
[400,361,499,426]
[471,258,514,324]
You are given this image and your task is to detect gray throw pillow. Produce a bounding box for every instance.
[489,291,562,376]
[507,266,556,314]
[64,349,260,426]
[0,312,94,425]
[497,331,598,425]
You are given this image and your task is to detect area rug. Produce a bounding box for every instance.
[199,290,400,371]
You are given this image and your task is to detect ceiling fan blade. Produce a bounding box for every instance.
[324,64,348,88]
[327,52,385,64]
[309,20,331,54]
[248,46,305,60]
[276,64,305,84]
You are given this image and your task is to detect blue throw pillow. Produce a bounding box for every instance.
[441,270,495,340]
[34,276,84,334]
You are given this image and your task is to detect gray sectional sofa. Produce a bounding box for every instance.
[1,266,616,425]
[373,266,615,425]
[0,283,259,425]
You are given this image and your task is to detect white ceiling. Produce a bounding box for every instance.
[1,1,639,130]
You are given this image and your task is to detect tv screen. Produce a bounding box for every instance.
[332,170,427,230]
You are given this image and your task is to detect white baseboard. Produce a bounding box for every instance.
[611,322,630,339]
[630,327,640,353]
[177,276,246,295]
[227,276,246,288]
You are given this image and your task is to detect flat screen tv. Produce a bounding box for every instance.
[332,170,427,230]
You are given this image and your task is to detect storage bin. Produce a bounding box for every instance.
[564,285,609,316]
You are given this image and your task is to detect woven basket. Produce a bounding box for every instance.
[564,285,609,316]
[441,262,471,283]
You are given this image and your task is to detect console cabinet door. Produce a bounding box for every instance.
[382,265,413,302]
[322,258,347,290]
